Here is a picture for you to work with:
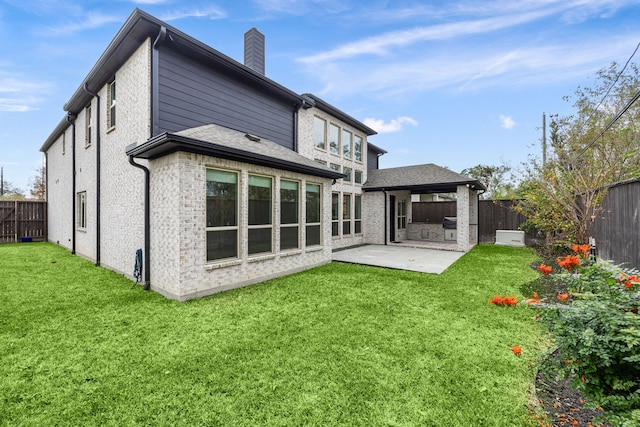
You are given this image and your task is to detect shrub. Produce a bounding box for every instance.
[537,247,640,425]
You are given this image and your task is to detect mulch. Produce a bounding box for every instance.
[532,350,612,427]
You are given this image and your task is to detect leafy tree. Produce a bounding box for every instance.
[517,62,640,243]
[0,180,25,200]
[461,163,517,199]
[29,165,46,201]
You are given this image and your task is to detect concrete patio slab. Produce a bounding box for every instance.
[332,244,466,274]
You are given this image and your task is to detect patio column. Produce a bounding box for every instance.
[456,185,478,251]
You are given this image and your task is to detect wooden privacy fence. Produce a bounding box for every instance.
[591,178,640,270]
[0,201,47,244]
[412,199,537,244]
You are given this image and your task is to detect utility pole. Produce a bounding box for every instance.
[542,112,547,167]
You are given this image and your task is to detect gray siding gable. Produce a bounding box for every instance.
[156,47,295,149]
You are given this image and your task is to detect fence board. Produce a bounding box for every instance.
[412,199,536,244]
[0,201,47,243]
[592,179,640,270]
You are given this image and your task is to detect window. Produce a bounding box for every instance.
[343,167,352,183]
[62,132,66,155]
[343,193,352,235]
[354,135,363,162]
[397,199,407,230]
[107,80,116,129]
[314,117,326,150]
[314,159,327,166]
[354,170,363,184]
[329,163,340,172]
[248,175,273,255]
[355,195,362,234]
[85,105,92,147]
[206,169,238,261]
[331,193,340,236]
[306,183,321,246]
[329,123,340,155]
[280,180,299,251]
[342,129,352,159]
[76,191,86,229]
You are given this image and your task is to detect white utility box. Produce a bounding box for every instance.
[495,230,525,247]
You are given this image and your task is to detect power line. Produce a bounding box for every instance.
[570,42,640,164]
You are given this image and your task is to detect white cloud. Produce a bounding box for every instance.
[298,8,559,65]
[160,6,227,21]
[44,11,122,36]
[364,116,418,133]
[0,74,50,112]
[499,115,516,129]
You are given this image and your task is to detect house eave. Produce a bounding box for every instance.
[126,133,345,180]
[362,180,485,194]
[302,93,377,136]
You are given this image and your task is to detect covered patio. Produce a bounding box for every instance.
[362,163,485,252]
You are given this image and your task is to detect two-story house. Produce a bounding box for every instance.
[41,9,482,300]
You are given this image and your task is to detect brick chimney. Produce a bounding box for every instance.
[244,28,265,75]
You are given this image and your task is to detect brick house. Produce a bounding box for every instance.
[41,9,482,300]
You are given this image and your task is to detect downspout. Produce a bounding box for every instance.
[83,83,101,266]
[382,189,388,245]
[128,155,150,290]
[66,112,77,254]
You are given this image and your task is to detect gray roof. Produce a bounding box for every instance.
[126,123,345,180]
[363,163,485,193]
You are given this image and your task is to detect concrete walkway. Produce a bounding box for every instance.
[332,244,465,274]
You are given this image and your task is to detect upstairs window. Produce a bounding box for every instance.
[343,167,352,183]
[354,135,363,162]
[85,105,92,147]
[354,170,363,184]
[329,123,340,155]
[342,129,352,159]
[107,80,116,129]
[314,117,326,150]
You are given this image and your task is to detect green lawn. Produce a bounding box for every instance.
[1,243,544,426]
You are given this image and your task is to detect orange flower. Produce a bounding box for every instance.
[511,345,522,356]
[537,264,552,275]
[503,295,518,306]
[489,295,504,305]
[557,255,580,270]
[572,244,590,256]
[557,293,569,301]
[526,292,540,305]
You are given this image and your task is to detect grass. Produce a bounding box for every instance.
[1,242,545,426]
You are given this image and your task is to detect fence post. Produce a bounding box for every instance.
[14,200,18,242]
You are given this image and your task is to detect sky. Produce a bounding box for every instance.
[1,0,640,193]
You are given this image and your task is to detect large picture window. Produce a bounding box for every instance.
[342,129,352,159]
[314,117,326,150]
[206,169,238,261]
[248,175,273,255]
[280,180,299,251]
[329,123,340,155]
[331,193,339,236]
[343,193,352,235]
[354,135,363,162]
[306,183,321,246]
[355,195,362,234]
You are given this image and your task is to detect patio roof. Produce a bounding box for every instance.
[363,163,485,193]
